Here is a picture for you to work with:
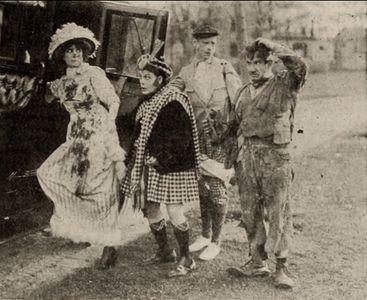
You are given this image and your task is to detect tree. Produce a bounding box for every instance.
[233,1,249,82]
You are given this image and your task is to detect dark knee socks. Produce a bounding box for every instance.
[150,219,171,255]
[173,221,190,259]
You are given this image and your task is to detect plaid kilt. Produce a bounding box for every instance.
[147,166,199,204]
[120,85,200,210]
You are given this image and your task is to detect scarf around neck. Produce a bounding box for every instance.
[128,85,200,210]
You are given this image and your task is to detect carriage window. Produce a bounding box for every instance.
[105,13,155,77]
[0,5,20,61]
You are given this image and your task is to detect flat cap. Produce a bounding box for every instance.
[192,24,219,39]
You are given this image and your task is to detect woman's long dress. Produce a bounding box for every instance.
[37,63,126,246]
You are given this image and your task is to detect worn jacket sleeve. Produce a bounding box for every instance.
[270,46,306,145]
[147,101,195,174]
[274,46,307,92]
[223,61,242,104]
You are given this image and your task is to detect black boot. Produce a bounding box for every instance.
[227,244,270,278]
[98,246,118,270]
[148,219,176,264]
[168,222,196,277]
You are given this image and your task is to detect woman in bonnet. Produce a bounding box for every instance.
[37,23,126,269]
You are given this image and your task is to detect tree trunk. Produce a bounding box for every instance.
[234,1,249,83]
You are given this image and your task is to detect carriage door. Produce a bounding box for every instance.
[0,1,53,239]
[100,6,168,151]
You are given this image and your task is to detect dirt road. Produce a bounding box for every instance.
[0,71,366,299]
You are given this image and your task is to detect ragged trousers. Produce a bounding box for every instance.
[235,138,292,260]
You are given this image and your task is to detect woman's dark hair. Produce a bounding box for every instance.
[57,40,90,62]
[245,42,271,62]
[142,64,170,84]
[53,40,90,76]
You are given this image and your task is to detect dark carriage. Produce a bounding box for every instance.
[0,0,168,239]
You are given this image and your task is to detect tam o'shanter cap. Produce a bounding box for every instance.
[137,40,173,80]
[192,24,219,39]
[48,23,100,60]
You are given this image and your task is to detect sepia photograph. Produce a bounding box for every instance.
[0,1,366,299]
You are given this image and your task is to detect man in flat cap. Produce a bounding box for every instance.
[226,38,307,289]
[171,24,242,261]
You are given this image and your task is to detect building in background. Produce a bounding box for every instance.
[133,1,367,74]
[272,33,335,73]
[334,27,367,70]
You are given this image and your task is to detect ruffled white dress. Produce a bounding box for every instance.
[37,63,126,246]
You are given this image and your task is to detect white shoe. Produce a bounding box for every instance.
[189,236,211,252]
[199,242,221,260]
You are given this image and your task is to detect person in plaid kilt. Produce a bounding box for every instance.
[120,48,200,277]
[170,25,242,260]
